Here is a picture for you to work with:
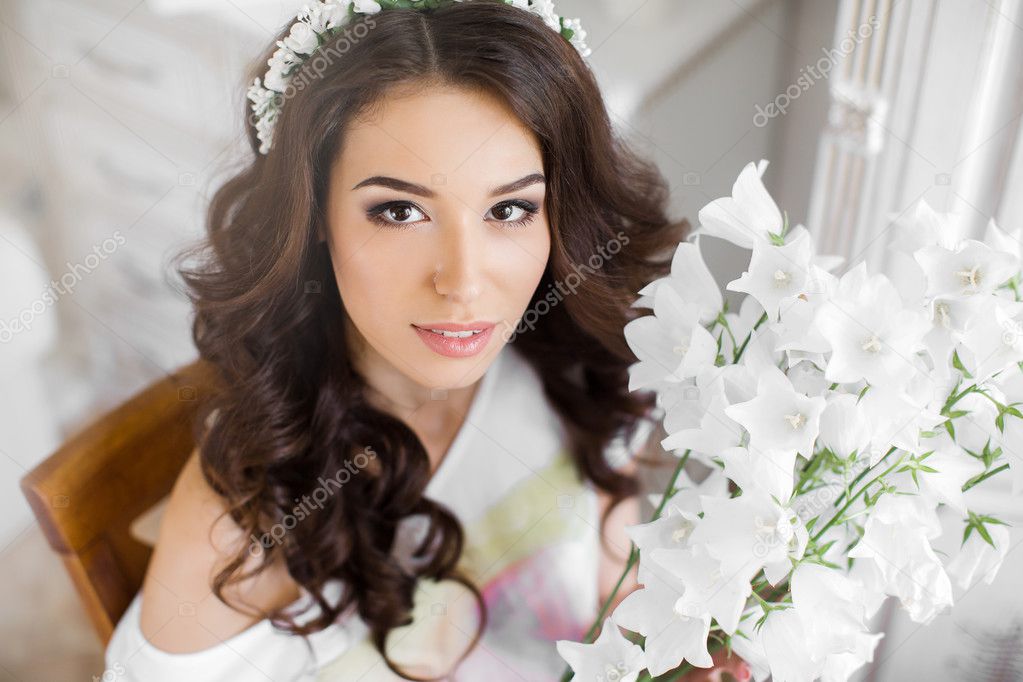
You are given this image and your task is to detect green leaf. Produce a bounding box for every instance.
[952,350,972,378]
[961,523,974,546]
[978,514,1010,527]
[962,512,1010,549]
[975,522,994,547]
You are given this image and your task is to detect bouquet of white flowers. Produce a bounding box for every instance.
[556,159,1021,682]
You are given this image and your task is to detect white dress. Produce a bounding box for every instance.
[104,343,656,681]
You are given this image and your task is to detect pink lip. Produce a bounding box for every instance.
[412,322,495,358]
[415,321,496,332]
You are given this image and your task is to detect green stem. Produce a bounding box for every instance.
[558,450,692,682]
[946,382,982,411]
[831,446,895,508]
[811,450,907,543]
[562,309,772,681]
[580,548,637,639]
[717,315,738,356]
[732,312,769,363]
[962,463,1009,492]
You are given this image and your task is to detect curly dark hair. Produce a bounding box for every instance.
[171,1,689,678]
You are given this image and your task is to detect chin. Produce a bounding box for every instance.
[407,345,500,390]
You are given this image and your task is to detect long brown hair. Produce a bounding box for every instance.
[172,1,688,678]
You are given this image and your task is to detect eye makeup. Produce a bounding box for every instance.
[365,198,541,231]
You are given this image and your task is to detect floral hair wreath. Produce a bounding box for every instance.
[246,0,591,155]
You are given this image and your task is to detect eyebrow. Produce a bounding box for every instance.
[352,172,545,198]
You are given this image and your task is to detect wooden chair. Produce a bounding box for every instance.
[19,358,219,645]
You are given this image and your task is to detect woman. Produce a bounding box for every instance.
[104,1,751,680]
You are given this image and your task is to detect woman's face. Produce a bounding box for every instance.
[323,84,551,391]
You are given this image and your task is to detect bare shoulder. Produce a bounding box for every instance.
[594,418,668,609]
[595,486,640,609]
[138,447,301,653]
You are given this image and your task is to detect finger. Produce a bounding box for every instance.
[710,650,751,681]
[726,659,752,681]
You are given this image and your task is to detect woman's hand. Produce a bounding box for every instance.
[675,648,751,681]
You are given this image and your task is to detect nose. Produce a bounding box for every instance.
[432,213,484,305]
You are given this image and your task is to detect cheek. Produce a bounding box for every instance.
[503,231,550,305]
[332,237,415,321]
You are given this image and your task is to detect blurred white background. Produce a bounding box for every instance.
[1,0,1021,679]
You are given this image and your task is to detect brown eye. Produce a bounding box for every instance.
[486,200,539,228]
[492,204,516,220]
[389,205,414,221]
[367,201,428,228]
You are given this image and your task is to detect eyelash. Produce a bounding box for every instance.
[366,199,540,231]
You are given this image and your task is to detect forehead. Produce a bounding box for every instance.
[334,85,543,189]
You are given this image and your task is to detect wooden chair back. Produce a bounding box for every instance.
[19,359,218,644]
